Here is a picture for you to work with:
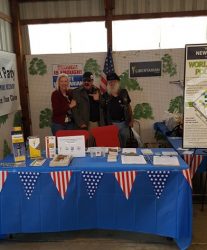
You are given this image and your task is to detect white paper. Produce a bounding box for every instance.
[153,156,180,166]
[122,148,137,154]
[121,155,147,164]
[162,151,178,156]
[58,136,85,157]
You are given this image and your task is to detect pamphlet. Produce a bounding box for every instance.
[153,156,180,166]
[121,155,147,164]
[30,158,46,166]
[162,151,178,156]
[122,148,137,154]
[49,155,72,167]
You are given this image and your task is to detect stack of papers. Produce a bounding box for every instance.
[153,156,180,166]
[121,155,147,164]
[107,155,117,162]
[122,148,137,154]
[50,155,72,167]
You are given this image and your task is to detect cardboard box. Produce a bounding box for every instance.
[45,136,56,158]
[11,127,26,162]
[28,136,41,158]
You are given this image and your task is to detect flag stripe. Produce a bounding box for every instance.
[50,171,72,199]
[115,171,137,199]
[0,171,8,192]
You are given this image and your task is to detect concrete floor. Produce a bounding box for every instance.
[0,204,206,250]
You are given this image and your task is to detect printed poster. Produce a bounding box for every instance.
[52,64,83,88]
[183,44,207,148]
[0,51,20,116]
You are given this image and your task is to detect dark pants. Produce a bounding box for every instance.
[51,122,75,136]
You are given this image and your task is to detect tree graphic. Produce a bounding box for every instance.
[161,54,177,77]
[119,70,142,91]
[84,58,101,77]
[168,95,184,114]
[29,57,47,76]
[0,114,8,127]
[133,103,154,120]
[39,108,52,128]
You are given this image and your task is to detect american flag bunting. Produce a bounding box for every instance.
[147,170,170,199]
[50,171,72,200]
[0,171,8,192]
[82,171,104,198]
[18,172,40,199]
[183,154,204,178]
[115,171,137,199]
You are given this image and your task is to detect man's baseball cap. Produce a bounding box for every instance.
[83,72,94,82]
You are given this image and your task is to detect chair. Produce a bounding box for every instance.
[90,125,120,147]
[55,130,90,145]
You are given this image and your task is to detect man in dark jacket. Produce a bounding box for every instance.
[72,71,104,130]
[101,72,133,147]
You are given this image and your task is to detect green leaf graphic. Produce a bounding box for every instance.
[168,96,184,114]
[133,103,154,120]
[161,54,177,77]
[3,140,11,158]
[84,58,101,78]
[119,70,142,91]
[39,108,52,128]
[0,114,8,127]
[29,57,47,76]
[13,111,22,127]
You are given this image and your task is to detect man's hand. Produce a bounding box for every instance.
[69,99,76,109]
[89,91,100,101]
[80,124,87,129]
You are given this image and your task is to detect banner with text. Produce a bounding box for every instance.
[130,61,162,77]
[183,44,207,148]
[52,64,83,88]
[0,51,20,116]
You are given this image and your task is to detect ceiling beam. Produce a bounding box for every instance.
[20,15,105,25]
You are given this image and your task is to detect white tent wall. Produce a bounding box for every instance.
[26,48,184,147]
[0,0,20,160]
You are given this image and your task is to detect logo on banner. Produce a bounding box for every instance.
[52,64,83,88]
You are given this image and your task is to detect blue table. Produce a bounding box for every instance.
[154,122,207,171]
[0,149,192,250]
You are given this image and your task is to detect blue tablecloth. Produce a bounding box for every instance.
[154,122,207,172]
[0,149,192,250]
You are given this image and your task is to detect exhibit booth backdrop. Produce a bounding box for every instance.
[25,49,184,148]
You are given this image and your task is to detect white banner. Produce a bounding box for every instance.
[183,44,207,148]
[0,51,20,116]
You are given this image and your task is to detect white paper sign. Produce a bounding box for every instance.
[0,51,21,115]
[57,135,85,157]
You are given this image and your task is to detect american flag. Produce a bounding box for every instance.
[115,171,137,199]
[182,169,192,188]
[50,171,72,200]
[147,170,170,199]
[100,47,115,93]
[183,154,204,178]
[82,171,104,198]
[18,172,40,199]
[0,171,8,192]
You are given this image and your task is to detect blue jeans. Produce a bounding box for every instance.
[51,122,75,136]
[112,121,129,148]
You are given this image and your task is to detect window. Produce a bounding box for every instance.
[113,17,207,51]
[28,22,107,54]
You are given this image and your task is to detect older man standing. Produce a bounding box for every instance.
[72,71,104,130]
[101,72,133,147]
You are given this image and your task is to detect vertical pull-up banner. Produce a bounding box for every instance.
[0,51,20,116]
[183,44,207,149]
